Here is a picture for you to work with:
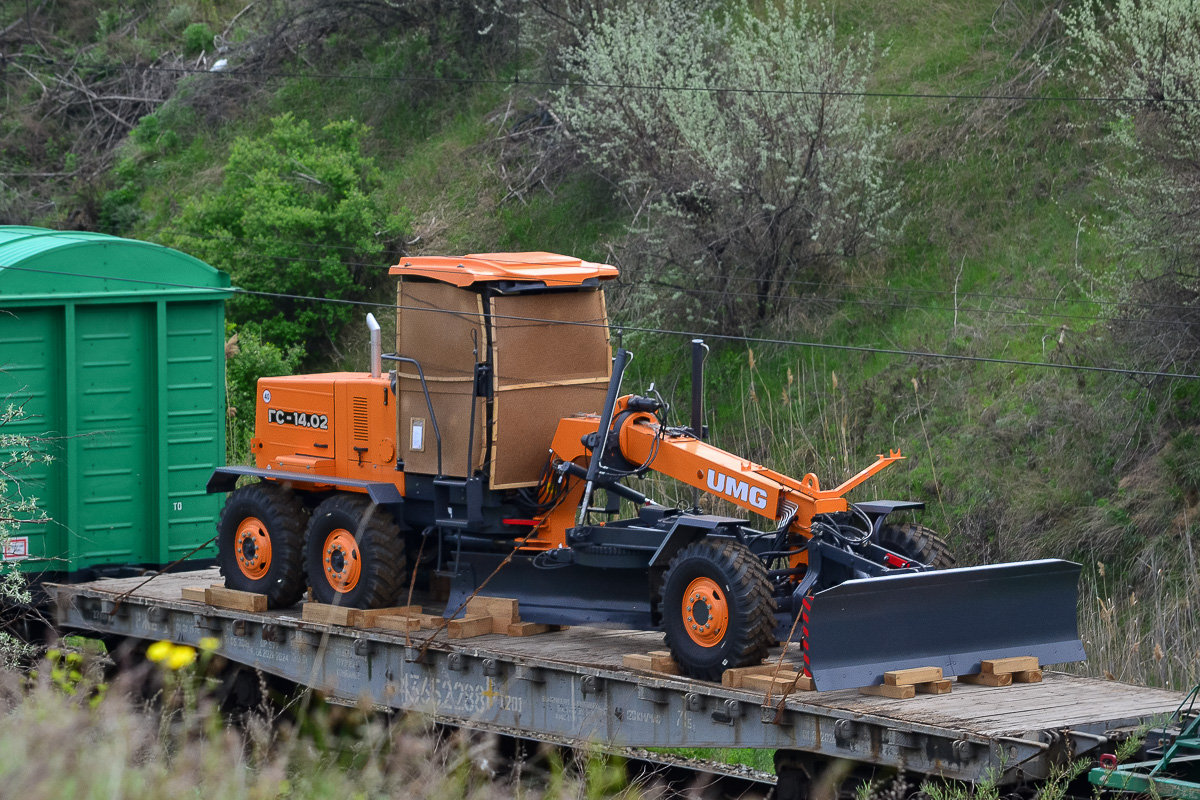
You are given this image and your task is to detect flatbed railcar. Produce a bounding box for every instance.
[50,569,1185,789]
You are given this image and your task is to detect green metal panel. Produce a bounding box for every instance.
[0,307,67,569]
[162,301,223,562]
[0,226,229,575]
[73,303,154,567]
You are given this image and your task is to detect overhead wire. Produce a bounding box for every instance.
[126,231,1200,327]
[2,262,1197,381]
[7,54,1200,106]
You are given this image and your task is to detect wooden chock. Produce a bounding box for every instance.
[447,614,494,639]
[206,587,268,613]
[302,602,363,627]
[958,671,1013,687]
[859,683,916,699]
[981,657,1039,675]
[884,666,943,686]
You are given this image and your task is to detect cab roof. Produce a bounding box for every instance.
[389,252,618,288]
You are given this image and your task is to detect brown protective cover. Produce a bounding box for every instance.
[489,290,611,488]
[396,280,486,476]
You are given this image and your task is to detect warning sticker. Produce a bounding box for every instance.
[3,537,28,561]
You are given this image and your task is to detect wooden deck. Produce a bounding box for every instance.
[67,568,1185,741]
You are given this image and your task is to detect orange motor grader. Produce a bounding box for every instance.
[207,253,1084,689]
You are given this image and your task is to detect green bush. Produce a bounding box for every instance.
[182,22,214,56]
[166,112,410,366]
[224,327,303,462]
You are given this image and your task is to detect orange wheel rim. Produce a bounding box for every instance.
[682,577,728,647]
[235,517,272,580]
[322,529,361,593]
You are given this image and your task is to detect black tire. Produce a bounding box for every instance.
[660,538,776,681]
[306,493,405,609]
[217,483,307,609]
[877,522,955,569]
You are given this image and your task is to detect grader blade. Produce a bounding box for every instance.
[801,559,1085,691]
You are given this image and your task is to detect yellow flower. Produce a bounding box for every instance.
[198,637,220,652]
[167,646,197,671]
[146,640,174,663]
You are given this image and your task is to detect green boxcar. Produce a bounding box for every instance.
[0,226,229,579]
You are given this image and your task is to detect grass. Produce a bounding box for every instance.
[0,652,643,799]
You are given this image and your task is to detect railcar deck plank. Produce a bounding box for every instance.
[50,569,1187,785]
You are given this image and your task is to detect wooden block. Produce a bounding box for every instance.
[358,606,421,627]
[466,596,520,628]
[722,664,780,688]
[743,671,813,693]
[958,671,1013,687]
[981,656,1039,675]
[506,621,553,637]
[623,653,654,671]
[302,602,363,627]
[1013,669,1043,684]
[447,615,493,639]
[859,683,916,699]
[916,679,953,695]
[372,615,422,632]
[884,666,944,686]
[180,586,208,602]
[646,651,679,674]
[622,652,680,675]
[205,587,268,613]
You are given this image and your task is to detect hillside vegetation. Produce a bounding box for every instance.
[3,0,1199,689]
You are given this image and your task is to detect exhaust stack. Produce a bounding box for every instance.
[366,313,381,378]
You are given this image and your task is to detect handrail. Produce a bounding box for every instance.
[383,353,443,477]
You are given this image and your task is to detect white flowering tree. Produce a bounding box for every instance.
[1063,0,1200,370]
[0,399,49,608]
[556,0,899,331]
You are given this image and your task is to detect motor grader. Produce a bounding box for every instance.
[207,252,1084,689]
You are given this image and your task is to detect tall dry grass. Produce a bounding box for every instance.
[0,658,643,800]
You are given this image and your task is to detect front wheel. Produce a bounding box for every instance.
[217,483,307,608]
[306,493,406,608]
[660,538,776,681]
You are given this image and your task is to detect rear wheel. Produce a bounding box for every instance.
[877,522,955,569]
[660,538,776,681]
[306,493,405,609]
[217,483,307,608]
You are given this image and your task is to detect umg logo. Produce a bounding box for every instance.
[706,470,768,510]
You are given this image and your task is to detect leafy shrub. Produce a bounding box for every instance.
[556,0,899,332]
[166,112,410,365]
[224,327,303,461]
[182,22,215,56]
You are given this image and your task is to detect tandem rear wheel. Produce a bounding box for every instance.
[660,538,776,681]
[305,493,406,609]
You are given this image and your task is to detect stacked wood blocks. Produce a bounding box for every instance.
[181,587,561,639]
[722,663,814,693]
[859,667,952,699]
[957,657,1043,686]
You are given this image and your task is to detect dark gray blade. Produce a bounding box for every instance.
[801,559,1086,691]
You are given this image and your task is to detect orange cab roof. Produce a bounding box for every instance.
[389,252,618,287]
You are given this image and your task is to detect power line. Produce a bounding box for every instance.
[8,54,1196,106]
[627,280,1196,328]
[2,263,1196,381]
[135,232,1200,327]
